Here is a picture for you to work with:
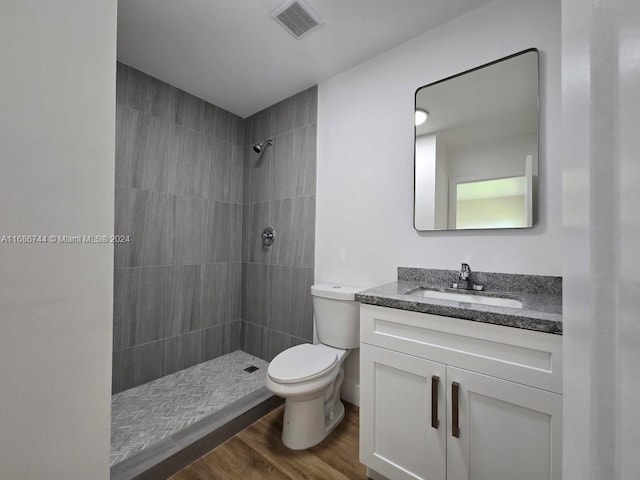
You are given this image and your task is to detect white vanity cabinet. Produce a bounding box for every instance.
[359,304,562,480]
[360,344,447,480]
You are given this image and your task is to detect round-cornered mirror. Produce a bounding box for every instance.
[414,49,539,231]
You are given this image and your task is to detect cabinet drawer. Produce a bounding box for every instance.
[360,304,562,394]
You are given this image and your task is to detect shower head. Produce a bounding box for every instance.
[252,139,273,154]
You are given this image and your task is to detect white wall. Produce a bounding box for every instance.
[0,2,116,479]
[317,0,559,404]
[317,0,561,290]
[414,135,438,229]
[414,134,450,230]
[434,139,449,229]
[562,0,640,477]
[447,134,536,180]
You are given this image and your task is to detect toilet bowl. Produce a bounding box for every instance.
[266,343,349,449]
[265,284,361,450]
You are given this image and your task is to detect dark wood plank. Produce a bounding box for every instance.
[240,413,352,480]
[170,402,367,480]
[129,395,283,480]
[308,403,366,480]
[175,436,291,480]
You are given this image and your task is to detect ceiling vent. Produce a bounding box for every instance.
[271,0,322,39]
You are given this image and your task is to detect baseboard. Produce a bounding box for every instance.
[367,467,390,480]
[340,378,359,406]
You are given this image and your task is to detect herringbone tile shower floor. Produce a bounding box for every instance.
[111,350,268,466]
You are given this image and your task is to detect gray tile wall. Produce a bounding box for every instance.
[113,63,244,393]
[241,87,318,361]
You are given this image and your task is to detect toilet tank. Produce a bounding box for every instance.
[311,284,362,349]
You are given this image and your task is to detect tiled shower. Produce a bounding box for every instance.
[241,86,317,361]
[112,63,317,393]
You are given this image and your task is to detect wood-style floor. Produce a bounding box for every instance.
[170,402,368,480]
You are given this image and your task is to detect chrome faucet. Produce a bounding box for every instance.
[453,263,483,291]
[457,263,472,289]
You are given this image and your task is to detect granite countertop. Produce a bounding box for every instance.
[355,275,563,335]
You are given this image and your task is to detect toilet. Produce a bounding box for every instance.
[265,284,361,450]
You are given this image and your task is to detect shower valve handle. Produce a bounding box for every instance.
[262,226,276,247]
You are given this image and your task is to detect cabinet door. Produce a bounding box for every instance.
[446,366,562,480]
[360,344,446,480]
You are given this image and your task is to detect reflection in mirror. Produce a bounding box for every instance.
[414,49,538,231]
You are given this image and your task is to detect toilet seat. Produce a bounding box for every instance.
[268,344,340,384]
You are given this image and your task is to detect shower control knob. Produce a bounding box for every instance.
[262,226,276,247]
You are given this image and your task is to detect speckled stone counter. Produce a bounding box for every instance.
[355,268,563,335]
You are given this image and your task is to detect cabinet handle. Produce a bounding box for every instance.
[431,376,440,429]
[452,382,460,438]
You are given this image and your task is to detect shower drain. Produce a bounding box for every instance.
[243,365,259,373]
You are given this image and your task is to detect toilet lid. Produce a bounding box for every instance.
[268,344,339,384]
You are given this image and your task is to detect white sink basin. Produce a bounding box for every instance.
[411,289,523,309]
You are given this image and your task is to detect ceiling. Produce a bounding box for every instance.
[117,0,490,118]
